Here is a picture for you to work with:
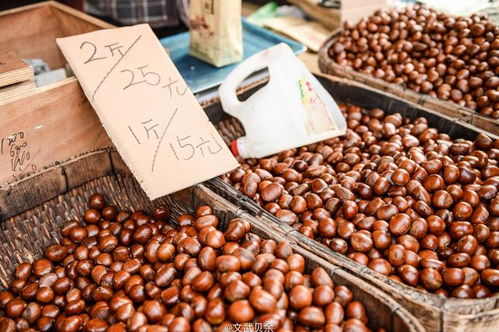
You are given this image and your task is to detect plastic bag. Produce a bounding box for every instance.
[219,43,347,158]
[189,0,243,67]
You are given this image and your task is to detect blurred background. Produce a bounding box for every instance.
[1,1,497,28]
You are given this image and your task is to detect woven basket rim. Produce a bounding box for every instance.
[318,28,499,134]
[0,163,426,332]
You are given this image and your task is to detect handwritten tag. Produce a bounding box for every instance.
[56,24,238,199]
[0,131,37,182]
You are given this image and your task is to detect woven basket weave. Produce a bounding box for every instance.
[0,149,424,332]
[204,76,499,332]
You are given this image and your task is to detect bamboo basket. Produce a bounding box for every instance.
[202,75,499,332]
[318,29,499,136]
[0,149,424,332]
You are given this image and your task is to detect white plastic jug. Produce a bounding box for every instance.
[219,43,347,159]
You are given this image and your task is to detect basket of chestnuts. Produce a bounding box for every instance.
[0,149,424,332]
[202,75,499,331]
[318,5,499,135]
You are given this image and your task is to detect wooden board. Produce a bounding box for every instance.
[0,2,115,183]
[264,16,330,52]
[287,0,388,29]
[0,4,62,69]
[0,79,112,185]
[0,49,33,88]
[0,1,114,102]
[340,0,387,10]
[0,2,113,69]
[288,0,341,29]
[0,80,35,105]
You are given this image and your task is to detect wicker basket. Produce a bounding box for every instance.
[203,75,499,332]
[0,149,424,332]
[318,29,499,136]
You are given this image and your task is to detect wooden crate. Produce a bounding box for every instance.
[0,1,114,185]
[0,49,35,105]
[202,75,499,332]
[319,29,499,135]
[0,149,425,332]
[0,1,114,75]
[287,0,388,30]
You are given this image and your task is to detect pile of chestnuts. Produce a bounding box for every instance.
[329,6,499,119]
[0,194,381,332]
[223,104,499,298]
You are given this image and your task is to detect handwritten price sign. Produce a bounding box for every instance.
[0,131,38,182]
[57,24,238,199]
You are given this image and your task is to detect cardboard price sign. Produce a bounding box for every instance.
[57,24,238,199]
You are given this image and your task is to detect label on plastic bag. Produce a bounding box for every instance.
[298,78,337,135]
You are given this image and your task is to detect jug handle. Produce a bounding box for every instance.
[219,49,270,117]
